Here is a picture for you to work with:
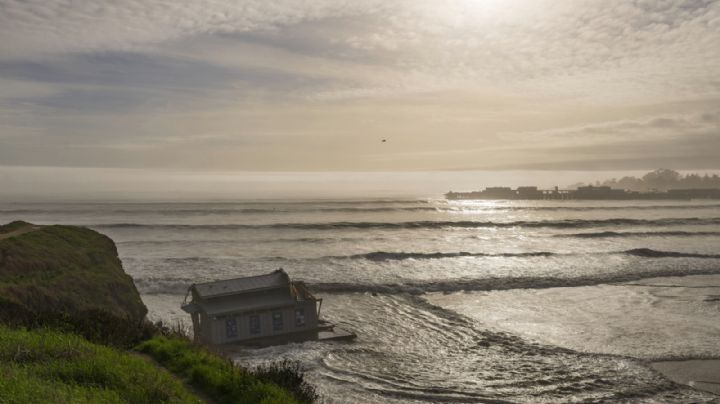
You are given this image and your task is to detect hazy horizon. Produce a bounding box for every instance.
[2,166,719,202]
[1,0,719,194]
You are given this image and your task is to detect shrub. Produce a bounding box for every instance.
[0,302,157,347]
[251,359,319,404]
[137,336,317,403]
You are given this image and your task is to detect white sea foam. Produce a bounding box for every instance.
[427,274,720,360]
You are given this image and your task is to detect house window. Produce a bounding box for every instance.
[295,308,305,327]
[272,312,283,331]
[225,317,238,338]
[249,315,260,335]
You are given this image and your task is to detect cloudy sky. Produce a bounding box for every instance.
[1,0,719,198]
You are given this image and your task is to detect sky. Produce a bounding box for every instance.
[0,0,719,199]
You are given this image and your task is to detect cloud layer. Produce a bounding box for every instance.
[0,0,718,172]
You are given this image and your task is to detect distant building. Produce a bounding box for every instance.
[182,269,321,345]
[574,185,628,200]
[668,188,720,199]
[516,186,543,199]
[482,187,517,199]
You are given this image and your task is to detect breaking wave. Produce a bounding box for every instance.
[480,204,720,212]
[310,268,720,295]
[116,236,377,246]
[124,249,720,266]
[94,217,720,230]
[558,231,720,238]
[134,265,720,296]
[327,249,720,261]
[623,248,720,258]
[333,251,557,261]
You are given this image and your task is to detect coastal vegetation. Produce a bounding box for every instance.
[0,221,148,346]
[0,326,197,403]
[574,168,720,191]
[138,336,316,403]
[0,221,317,403]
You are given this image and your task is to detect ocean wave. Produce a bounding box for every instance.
[134,266,720,296]
[476,204,720,212]
[133,277,197,295]
[116,236,376,246]
[326,249,720,261]
[93,217,720,230]
[123,249,720,267]
[333,251,557,261]
[623,248,720,258]
[559,230,720,238]
[0,206,441,214]
[0,200,434,214]
[310,268,720,295]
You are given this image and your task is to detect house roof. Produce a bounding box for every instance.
[191,269,290,299]
[192,292,298,316]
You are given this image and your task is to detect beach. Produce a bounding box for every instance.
[652,359,720,396]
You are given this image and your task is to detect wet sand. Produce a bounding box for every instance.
[652,360,720,396]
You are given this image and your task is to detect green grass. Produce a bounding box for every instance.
[0,326,200,403]
[137,336,317,404]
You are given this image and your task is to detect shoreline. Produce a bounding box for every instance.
[651,359,720,396]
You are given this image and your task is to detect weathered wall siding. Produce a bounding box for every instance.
[200,313,213,344]
[208,302,319,343]
[216,317,229,344]
[212,318,223,344]
[302,301,318,327]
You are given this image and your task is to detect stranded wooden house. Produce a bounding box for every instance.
[181,269,322,345]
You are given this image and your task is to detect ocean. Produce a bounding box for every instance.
[2,199,720,402]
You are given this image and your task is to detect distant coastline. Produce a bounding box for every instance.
[447,169,720,200]
[446,185,720,200]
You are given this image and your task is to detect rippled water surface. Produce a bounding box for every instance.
[2,199,719,402]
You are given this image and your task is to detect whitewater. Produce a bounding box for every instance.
[2,199,719,402]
